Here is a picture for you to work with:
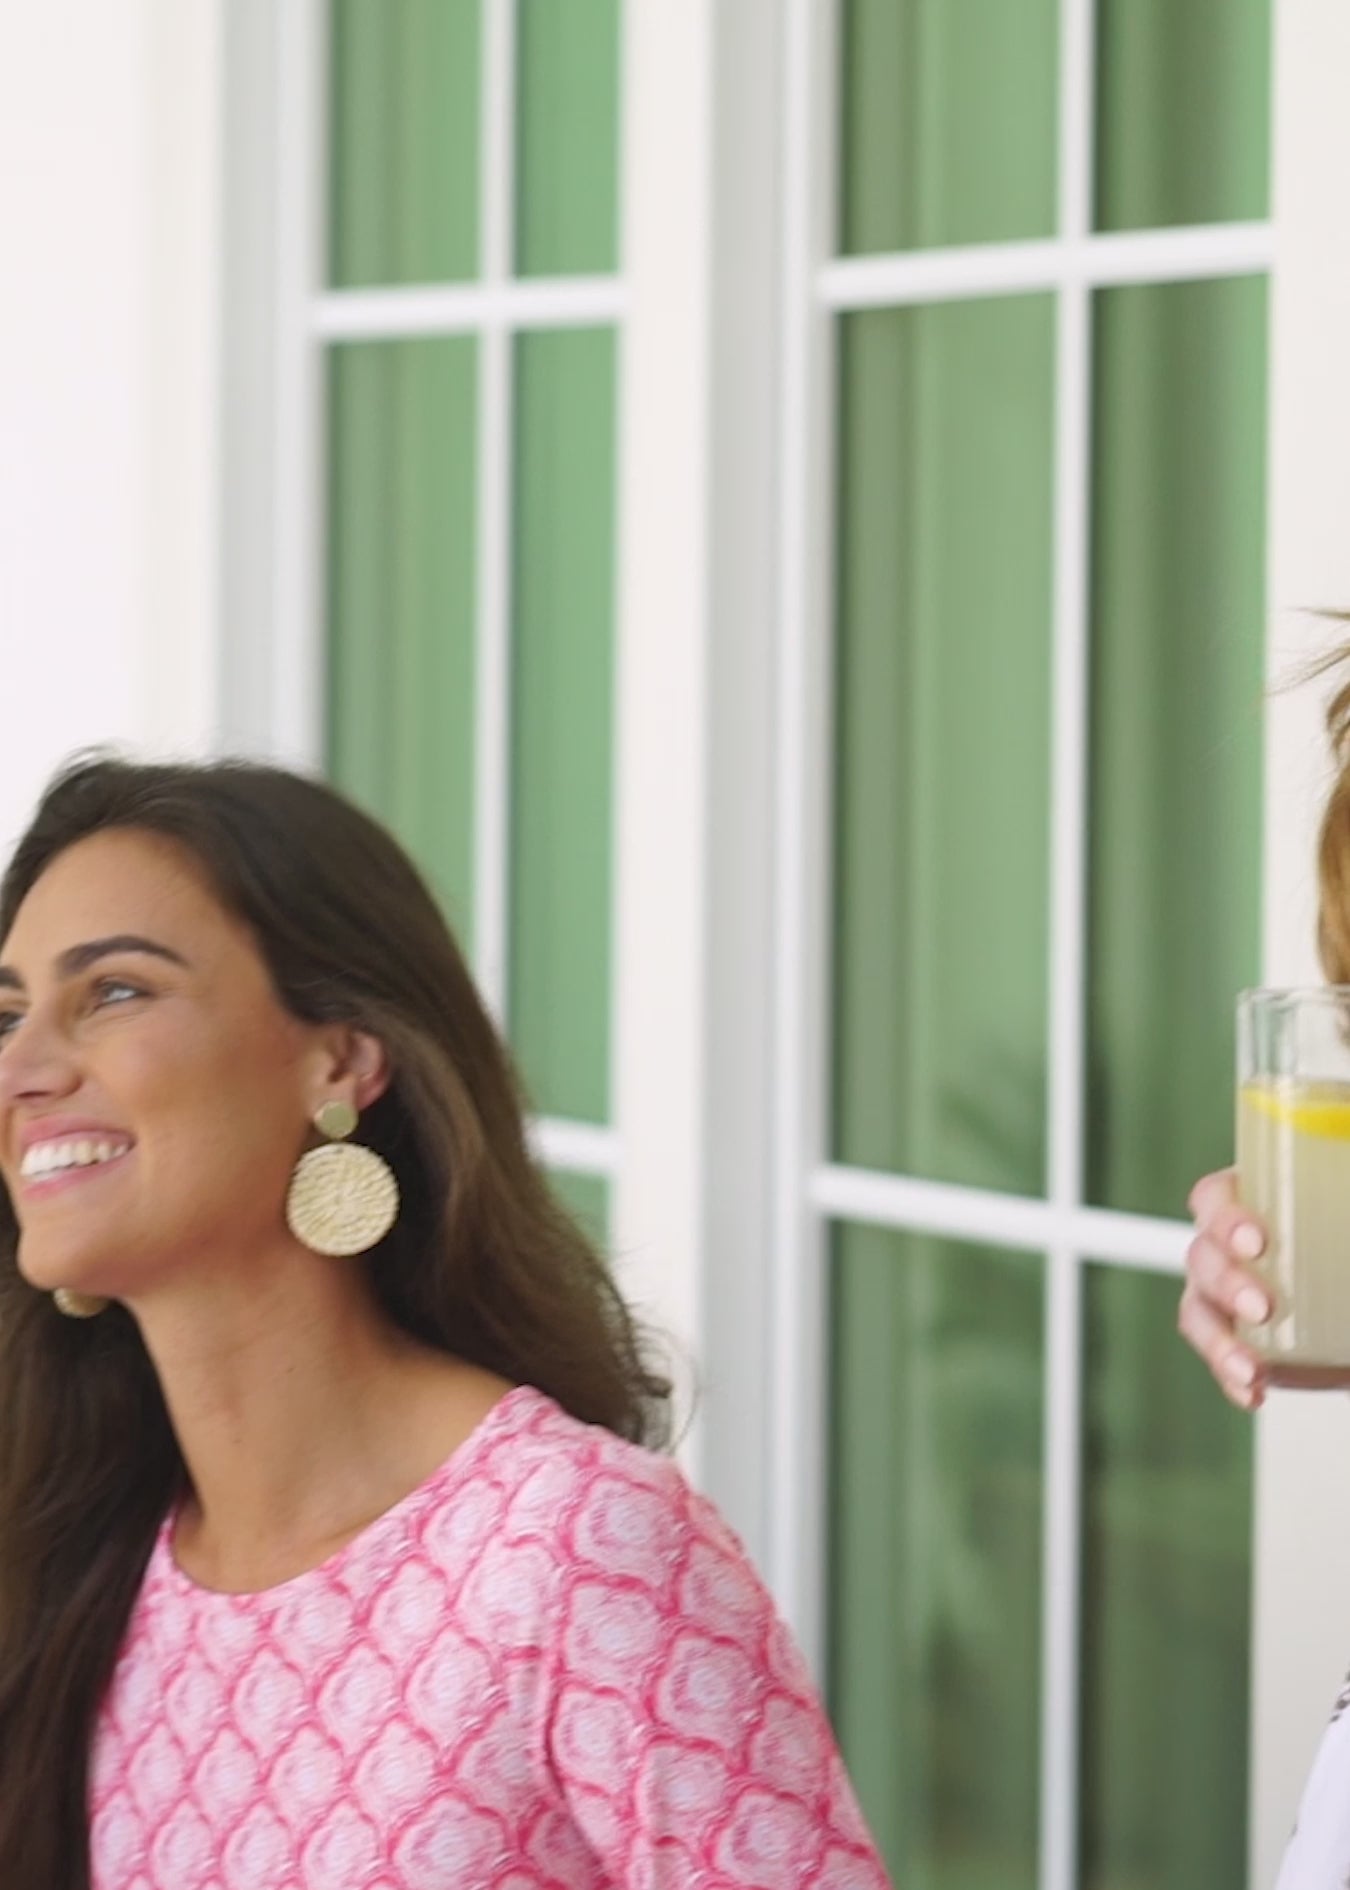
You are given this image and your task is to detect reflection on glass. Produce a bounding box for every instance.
[515,0,620,276]
[329,0,480,288]
[509,329,617,1124]
[1081,1264,1252,1889]
[1086,277,1266,1217]
[326,340,478,940]
[1095,0,1271,233]
[833,299,1054,1192]
[830,1225,1043,1889]
[839,0,1057,253]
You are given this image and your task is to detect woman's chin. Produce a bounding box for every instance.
[16,1241,111,1300]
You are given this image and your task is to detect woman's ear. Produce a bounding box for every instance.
[309,1027,392,1116]
[346,1030,392,1112]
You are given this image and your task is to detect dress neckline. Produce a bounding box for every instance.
[156,1380,541,1603]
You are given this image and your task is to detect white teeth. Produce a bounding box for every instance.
[20,1138,131,1179]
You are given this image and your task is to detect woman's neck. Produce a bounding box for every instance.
[129,1248,510,1593]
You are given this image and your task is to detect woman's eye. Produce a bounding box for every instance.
[91,978,145,1009]
[0,1012,22,1045]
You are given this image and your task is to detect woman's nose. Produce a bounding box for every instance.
[0,1015,79,1104]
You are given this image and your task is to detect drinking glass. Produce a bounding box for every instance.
[1236,987,1350,1367]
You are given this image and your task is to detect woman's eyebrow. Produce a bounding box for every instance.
[0,935,191,993]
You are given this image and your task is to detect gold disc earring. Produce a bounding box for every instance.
[285,1098,400,1257]
[53,1287,110,1318]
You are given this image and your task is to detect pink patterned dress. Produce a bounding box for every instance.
[89,1385,891,1888]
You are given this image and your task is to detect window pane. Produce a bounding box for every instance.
[548,1169,609,1248]
[830,1226,1043,1889]
[1095,0,1271,231]
[515,0,620,276]
[1081,1264,1252,1889]
[833,299,1055,1192]
[839,0,1058,253]
[329,0,480,288]
[325,339,478,943]
[1086,278,1266,1217]
[509,329,616,1123]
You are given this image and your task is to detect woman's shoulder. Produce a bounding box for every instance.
[456,1388,794,1666]
[449,1388,759,1602]
[466,1384,698,1537]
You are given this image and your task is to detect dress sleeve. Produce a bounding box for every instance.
[540,1451,893,1889]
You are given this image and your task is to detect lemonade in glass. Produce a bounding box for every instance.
[1236,988,1350,1366]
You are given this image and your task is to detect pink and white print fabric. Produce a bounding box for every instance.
[89,1385,891,1888]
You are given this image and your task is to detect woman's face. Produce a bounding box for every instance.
[0,827,347,1302]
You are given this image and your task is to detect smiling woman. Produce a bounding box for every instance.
[0,756,889,1890]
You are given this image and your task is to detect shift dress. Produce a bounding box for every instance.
[88,1384,890,1889]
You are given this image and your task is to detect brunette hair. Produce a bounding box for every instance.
[0,754,670,1889]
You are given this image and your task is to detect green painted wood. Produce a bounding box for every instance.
[329,0,481,287]
[508,328,616,1123]
[1096,0,1271,231]
[1086,277,1267,1220]
[832,296,1055,1194]
[326,339,479,945]
[515,0,620,276]
[1081,1265,1253,1890]
[830,1227,1043,1889]
[840,0,1058,254]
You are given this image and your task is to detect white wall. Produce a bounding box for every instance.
[0,0,222,863]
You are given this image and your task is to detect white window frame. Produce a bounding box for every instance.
[220,3,1350,1885]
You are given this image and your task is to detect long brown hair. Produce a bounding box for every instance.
[0,754,670,1889]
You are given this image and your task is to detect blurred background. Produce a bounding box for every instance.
[5,3,1350,1887]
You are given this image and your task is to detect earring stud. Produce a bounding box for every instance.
[314,1098,358,1140]
[285,1099,399,1257]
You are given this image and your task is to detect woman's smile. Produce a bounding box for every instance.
[16,1121,135,1198]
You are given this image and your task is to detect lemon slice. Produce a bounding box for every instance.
[1242,1081,1350,1140]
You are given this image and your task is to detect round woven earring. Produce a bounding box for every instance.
[285,1099,399,1257]
[53,1287,109,1318]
